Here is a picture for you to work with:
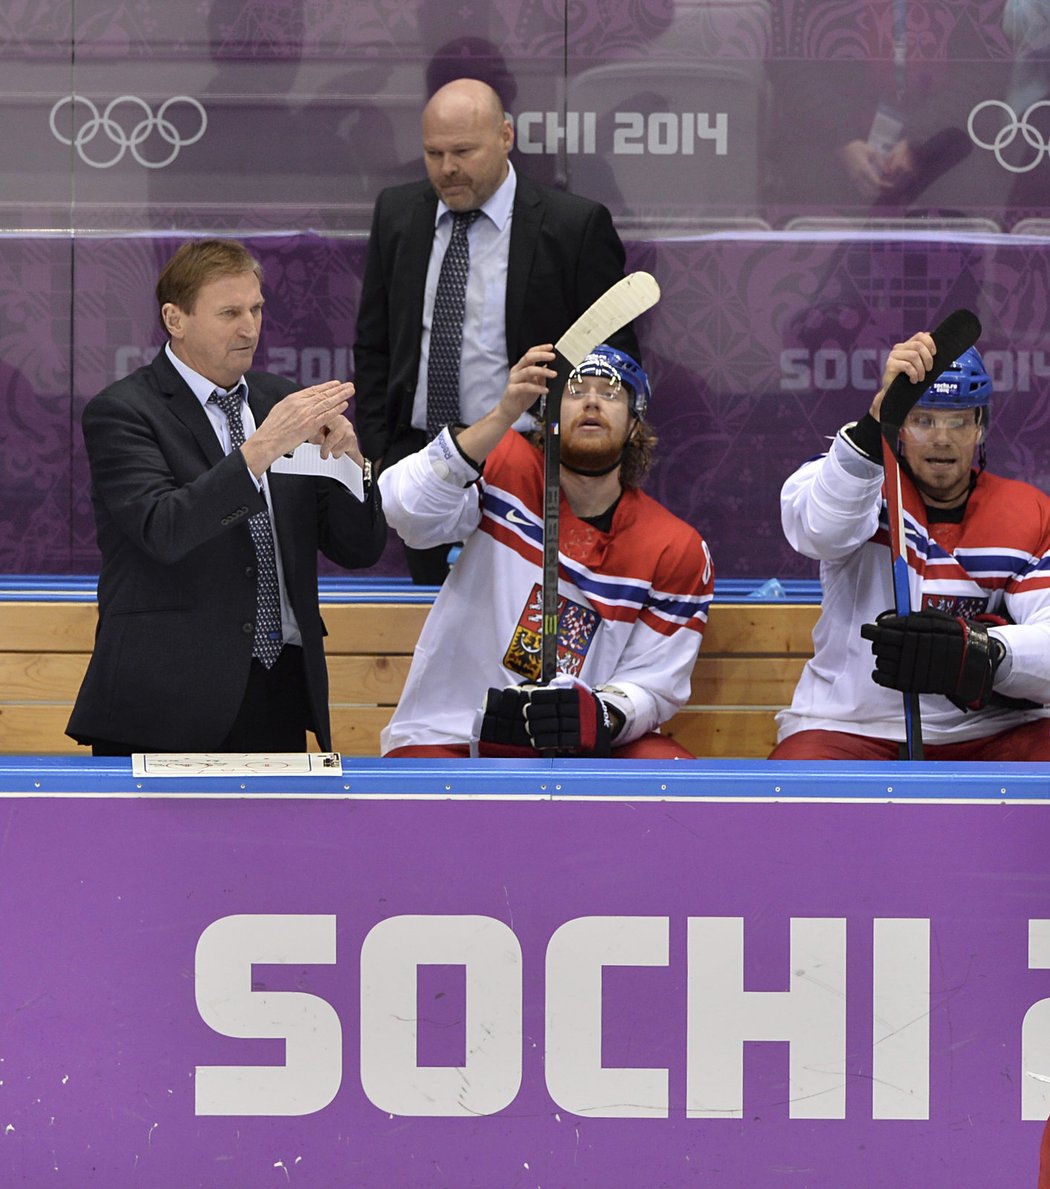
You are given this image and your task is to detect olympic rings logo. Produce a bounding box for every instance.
[49,94,208,169]
[967,99,1050,174]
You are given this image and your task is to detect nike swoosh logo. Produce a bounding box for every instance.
[505,508,533,527]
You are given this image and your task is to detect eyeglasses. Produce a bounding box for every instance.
[901,411,981,440]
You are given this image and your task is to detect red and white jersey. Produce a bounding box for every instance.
[778,429,1050,744]
[379,428,714,753]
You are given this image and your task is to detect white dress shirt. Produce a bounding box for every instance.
[413,163,533,434]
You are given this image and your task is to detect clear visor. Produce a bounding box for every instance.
[901,409,982,440]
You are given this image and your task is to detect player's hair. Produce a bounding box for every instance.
[618,419,657,488]
[156,239,262,319]
[528,418,658,489]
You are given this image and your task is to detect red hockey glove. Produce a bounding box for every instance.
[860,608,1006,711]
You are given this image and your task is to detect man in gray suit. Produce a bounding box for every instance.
[68,239,386,755]
[353,77,638,584]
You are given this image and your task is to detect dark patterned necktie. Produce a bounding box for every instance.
[426,208,482,439]
[209,389,284,669]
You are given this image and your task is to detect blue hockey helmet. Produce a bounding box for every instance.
[916,345,992,410]
[568,344,652,419]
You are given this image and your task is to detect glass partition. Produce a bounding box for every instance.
[1,0,1048,576]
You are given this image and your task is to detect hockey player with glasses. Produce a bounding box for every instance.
[378,343,714,758]
[772,330,1050,760]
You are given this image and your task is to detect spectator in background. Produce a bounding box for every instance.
[1000,0,1050,216]
[766,1,977,213]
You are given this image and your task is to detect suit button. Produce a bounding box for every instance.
[242,622,254,635]
[245,565,256,579]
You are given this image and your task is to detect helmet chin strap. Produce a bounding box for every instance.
[560,457,622,477]
[560,419,638,477]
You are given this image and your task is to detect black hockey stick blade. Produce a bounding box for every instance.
[879,308,982,449]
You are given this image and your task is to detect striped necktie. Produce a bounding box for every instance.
[209,389,284,669]
[426,208,482,439]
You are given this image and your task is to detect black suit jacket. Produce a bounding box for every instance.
[67,349,387,751]
[352,174,640,460]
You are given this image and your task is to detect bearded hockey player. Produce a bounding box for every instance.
[378,343,714,758]
[772,330,1050,760]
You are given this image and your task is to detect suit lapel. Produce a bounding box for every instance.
[245,381,277,438]
[506,179,542,360]
[150,349,226,468]
[399,187,439,330]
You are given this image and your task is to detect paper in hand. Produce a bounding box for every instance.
[270,442,365,500]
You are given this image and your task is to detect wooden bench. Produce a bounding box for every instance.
[0,601,819,757]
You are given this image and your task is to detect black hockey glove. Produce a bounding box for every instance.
[860,608,1006,711]
[477,686,533,757]
[523,686,614,757]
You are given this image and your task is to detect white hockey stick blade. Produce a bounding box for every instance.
[554,272,661,367]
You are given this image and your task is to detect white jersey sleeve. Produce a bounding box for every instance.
[781,428,885,561]
[991,492,1050,704]
[378,427,484,549]
[587,532,713,743]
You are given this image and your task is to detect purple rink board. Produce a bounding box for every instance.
[1,760,1050,1187]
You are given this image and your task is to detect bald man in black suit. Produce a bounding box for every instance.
[353,78,638,583]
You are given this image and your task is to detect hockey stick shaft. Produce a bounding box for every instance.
[881,436,924,759]
[540,360,571,683]
[878,307,981,760]
[540,273,660,683]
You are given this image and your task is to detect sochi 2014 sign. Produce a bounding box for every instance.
[195,912,939,1120]
[514,110,728,156]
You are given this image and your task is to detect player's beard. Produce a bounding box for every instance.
[560,416,629,474]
